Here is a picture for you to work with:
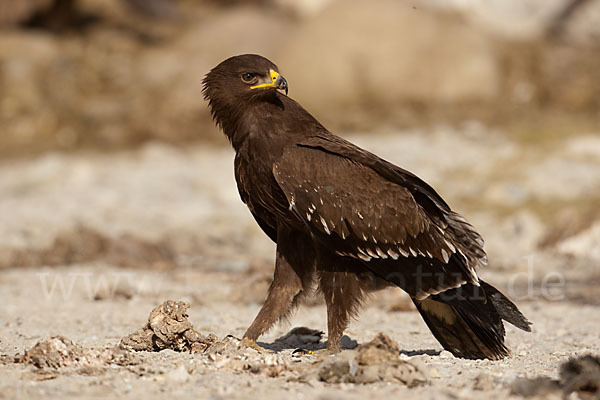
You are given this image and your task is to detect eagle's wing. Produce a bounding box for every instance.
[301,134,486,265]
[273,135,486,298]
[250,210,277,243]
[301,134,486,267]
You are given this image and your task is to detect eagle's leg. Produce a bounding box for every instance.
[243,228,315,341]
[243,256,302,341]
[319,270,367,352]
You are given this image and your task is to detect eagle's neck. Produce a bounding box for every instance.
[207,99,243,149]
[210,93,321,153]
[216,97,288,152]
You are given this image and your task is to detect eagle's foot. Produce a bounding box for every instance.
[305,347,341,361]
[325,341,342,355]
[241,337,264,352]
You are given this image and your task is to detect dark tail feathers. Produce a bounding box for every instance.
[413,280,531,360]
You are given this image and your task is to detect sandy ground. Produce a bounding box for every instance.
[1,128,599,399]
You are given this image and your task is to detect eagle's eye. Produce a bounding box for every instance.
[241,73,257,84]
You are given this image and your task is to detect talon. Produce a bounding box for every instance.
[241,337,264,352]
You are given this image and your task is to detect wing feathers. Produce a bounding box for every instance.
[273,141,487,295]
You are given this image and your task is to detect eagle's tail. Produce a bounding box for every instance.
[412,280,531,360]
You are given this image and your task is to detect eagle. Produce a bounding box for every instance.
[203,54,531,360]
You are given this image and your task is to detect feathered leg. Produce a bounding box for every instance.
[244,227,315,341]
[319,269,370,351]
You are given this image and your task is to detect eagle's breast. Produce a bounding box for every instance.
[234,139,294,229]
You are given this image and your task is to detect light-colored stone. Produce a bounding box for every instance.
[166,364,190,383]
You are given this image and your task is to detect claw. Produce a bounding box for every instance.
[241,337,264,352]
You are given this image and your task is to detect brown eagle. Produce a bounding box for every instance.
[203,54,531,359]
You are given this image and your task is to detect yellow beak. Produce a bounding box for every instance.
[250,70,288,95]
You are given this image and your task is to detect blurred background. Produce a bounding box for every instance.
[1,0,599,156]
[0,0,599,331]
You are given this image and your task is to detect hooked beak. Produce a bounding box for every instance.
[251,69,288,95]
[274,73,288,95]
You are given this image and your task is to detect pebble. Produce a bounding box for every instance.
[473,372,494,390]
[166,364,190,383]
[214,357,230,369]
[428,368,442,378]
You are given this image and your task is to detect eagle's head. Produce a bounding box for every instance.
[203,54,288,137]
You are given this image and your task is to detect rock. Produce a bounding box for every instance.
[510,355,600,399]
[473,372,495,390]
[355,333,400,365]
[205,336,245,359]
[318,353,354,383]
[120,300,210,352]
[166,364,190,383]
[318,333,428,386]
[120,327,156,352]
[104,346,140,367]
[429,367,442,378]
[18,336,82,369]
[148,301,193,349]
[339,335,358,350]
[17,336,139,370]
[0,354,14,365]
[560,354,600,399]
[510,376,561,397]
[191,334,219,354]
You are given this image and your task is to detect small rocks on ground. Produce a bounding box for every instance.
[316,333,429,386]
[560,354,600,399]
[120,300,214,352]
[16,336,139,370]
[510,354,600,399]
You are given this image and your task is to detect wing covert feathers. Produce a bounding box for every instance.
[273,144,486,294]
